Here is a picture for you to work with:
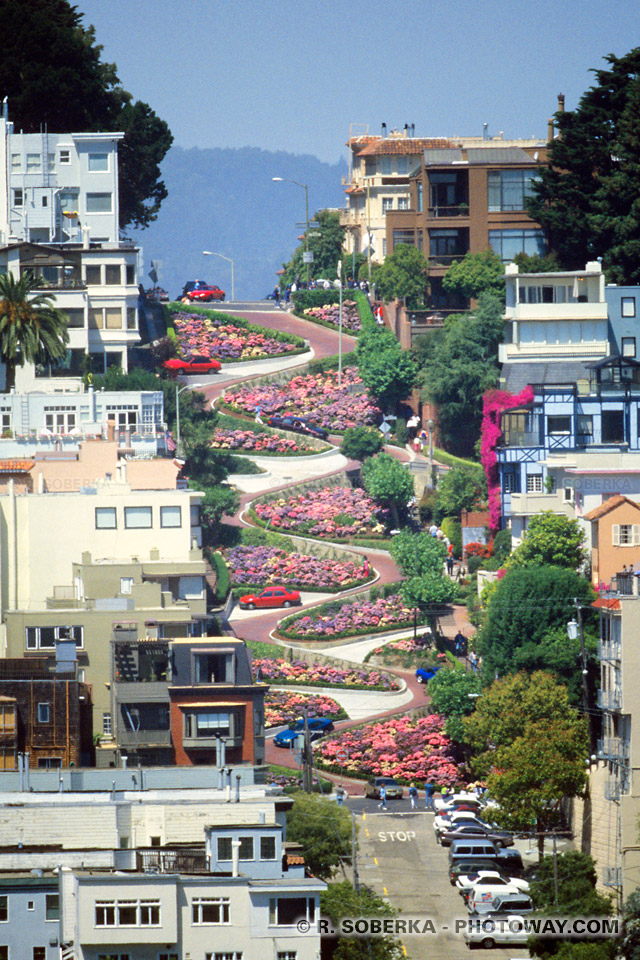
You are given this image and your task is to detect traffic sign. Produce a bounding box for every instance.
[336,748,349,764]
[303,251,314,263]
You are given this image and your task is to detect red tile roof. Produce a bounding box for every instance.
[592,597,621,610]
[584,494,640,521]
[354,137,453,156]
[286,854,305,865]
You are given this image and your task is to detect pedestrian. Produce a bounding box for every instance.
[378,784,387,810]
[274,286,280,305]
[436,527,444,540]
[419,429,427,452]
[454,631,466,656]
[363,556,371,578]
[409,782,418,810]
[446,553,454,576]
[284,285,291,303]
[424,782,435,811]
[255,405,263,424]
[469,650,478,672]
[429,522,438,537]
[336,786,346,806]
[413,434,421,453]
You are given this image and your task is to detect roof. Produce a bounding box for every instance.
[423,148,463,165]
[286,854,305,865]
[355,137,454,156]
[501,361,595,393]
[467,147,537,165]
[584,495,640,522]
[592,597,621,611]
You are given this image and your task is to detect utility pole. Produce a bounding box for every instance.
[337,259,343,387]
[351,811,360,894]
[302,706,312,793]
[552,833,559,908]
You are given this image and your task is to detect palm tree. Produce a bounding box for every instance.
[0,271,69,391]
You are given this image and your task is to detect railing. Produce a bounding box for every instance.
[603,866,623,887]
[428,254,469,266]
[427,205,469,218]
[605,779,621,802]
[136,847,208,874]
[597,688,622,710]
[597,640,622,661]
[612,575,638,597]
[597,737,630,760]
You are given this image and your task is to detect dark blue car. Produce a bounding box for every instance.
[416,665,442,684]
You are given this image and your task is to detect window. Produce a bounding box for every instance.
[622,337,636,358]
[0,896,6,922]
[65,308,85,328]
[577,414,594,445]
[47,153,55,172]
[26,153,41,173]
[489,228,546,262]
[380,158,392,175]
[416,180,423,212]
[613,524,640,546]
[127,308,137,330]
[59,149,70,164]
[41,195,48,208]
[105,308,122,329]
[217,836,232,860]
[86,265,101,285]
[547,415,571,435]
[120,577,134,595]
[239,836,254,860]
[269,897,315,926]
[13,188,23,208]
[277,954,297,960]
[107,405,138,430]
[95,899,160,927]
[27,901,34,910]
[44,405,77,433]
[26,625,83,650]
[185,711,231,738]
[33,949,45,960]
[160,506,182,528]
[96,507,117,529]
[503,473,516,494]
[622,297,636,318]
[124,506,152,529]
[160,955,179,960]
[381,197,393,213]
[397,196,408,211]
[487,169,538,211]
[602,409,625,444]
[261,835,277,860]
[103,713,112,736]
[98,955,130,960]
[192,897,230,924]
[37,703,50,723]
[429,228,467,258]
[86,193,112,213]
[89,152,109,171]
[105,264,121,285]
[208,953,243,960]
[526,474,543,493]
[11,153,20,170]
[126,264,136,284]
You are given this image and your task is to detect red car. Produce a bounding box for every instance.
[187,284,225,302]
[238,586,301,610]
[164,355,222,374]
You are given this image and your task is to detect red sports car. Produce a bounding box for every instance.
[187,284,225,302]
[164,355,221,374]
[238,586,301,610]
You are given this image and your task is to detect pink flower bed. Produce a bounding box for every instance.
[304,301,361,332]
[280,594,420,639]
[265,690,345,728]
[251,657,400,691]
[253,486,387,539]
[226,545,369,589]
[315,714,460,785]
[211,428,317,455]
[173,311,298,361]
[223,367,380,431]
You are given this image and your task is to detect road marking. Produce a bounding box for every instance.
[378,830,416,842]
[363,813,366,820]
[374,857,378,865]
[402,947,407,956]
[365,829,370,837]
[383,887,388,896]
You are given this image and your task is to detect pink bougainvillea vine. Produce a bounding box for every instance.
[480,385,535,532]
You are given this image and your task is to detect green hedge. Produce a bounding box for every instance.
[433,447,480,470]
[291,289,341,310]
[307,351,358,374]
[207,550,230,604]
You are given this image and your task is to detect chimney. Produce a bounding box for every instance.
[231,839,241,878]
[107,418,115,442]
[483,123,489,141]
[2,98,7,121]
[381,122,387,137]
[411,123,415,138]
[403,123,409,137]
[547,117,554,141]
[82,225,91,249]
[557,93,565,112]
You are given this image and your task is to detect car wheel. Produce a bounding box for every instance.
[248,603,255,610]
[221,295,225,301]
[480,938,495,949]
[283,600,291,608]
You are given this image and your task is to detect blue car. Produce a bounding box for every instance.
[294,717,334,733]
[273,729,303,748]
[416,665,442,684]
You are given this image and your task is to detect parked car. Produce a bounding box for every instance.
[265,414,329,440]
[294,717,334,733]
[449,859,509,886]
[186,283,226,303]
[434,806,481,834]
[273,726,327,748]
[468,892,533,916]
[237,586,301,610]
[164,355,222,375]
[457,870,530,901]
[145,286,170,302]
[463,913,530,949]
[435,812,482,841]
[416,665,442,683]
[434,792,485,813]
[440,822,514,849]
[364,777,403,800]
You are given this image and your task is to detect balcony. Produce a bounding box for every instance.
[427,205,469,219]
[605,779,622,802]
[597,737,630,760]
[136,847,208,874]
[118,727,171,748]
[598,688,622,710]
[505,301,608,322]
[597,640,622,661]
[509,492,574,518]
[499,341,609,363]
[603,866,623,888]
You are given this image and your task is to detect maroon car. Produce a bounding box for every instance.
[187,284,225,302]
[164,355,221,375]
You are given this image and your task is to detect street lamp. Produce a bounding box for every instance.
[272,177,310,288]
[175,382,203,457]
[427,418,434,487]
[337,259,343,386]
[203,250,234,302]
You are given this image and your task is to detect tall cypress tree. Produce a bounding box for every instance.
[528,47,640,283]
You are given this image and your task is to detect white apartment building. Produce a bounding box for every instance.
[0,112,141,385]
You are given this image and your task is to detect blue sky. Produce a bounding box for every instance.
[76,0,640,164]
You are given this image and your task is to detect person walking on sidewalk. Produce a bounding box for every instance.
[409,782,418,810]
[378,784,387,810]
[424,782,435,811]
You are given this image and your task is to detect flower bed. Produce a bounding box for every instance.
[222,367,380,431]
[172,310,301,362]
[265,690,347,728]
[226,544,370,591]
[303,300,362,332]
[211,427,322,456]
[365,638,448,669]
[251,657,400,691]
[252,486,387,540]
[279,594,424,640]
[314,714,460,785]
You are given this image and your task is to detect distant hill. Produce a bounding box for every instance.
[130,145,347,301]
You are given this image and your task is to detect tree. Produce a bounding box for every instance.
[321,881,403,960]
[280,209,345,286]
[436,464,486,518]
[0,272,69,391]
[340,426,384,462]
[477,565,594,678]
[426,667,482,742]
[371,243,428,308]
[511,625,599,708]
[361,454,415,527]
[389,530,458,629]
[527,47,640,283]
[442,249,505,299]
[357,324,417,412]
[508,512,586,570]
[286,794,352,881]
[0,0,172,230]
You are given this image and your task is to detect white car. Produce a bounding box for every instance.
[433,791,481,813]
[457,870,530,899]
[463,914,529,949]
[434,810,481,840]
